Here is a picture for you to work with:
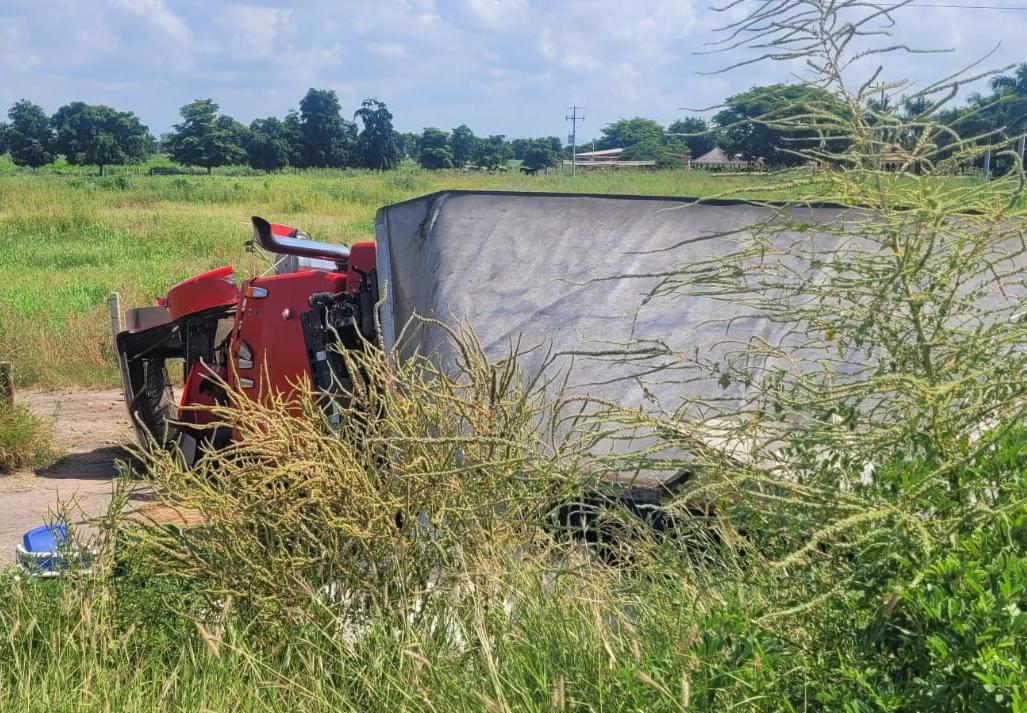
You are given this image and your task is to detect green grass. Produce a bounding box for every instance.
[3,161,1006,387]
[0,400,57,473]
[3,161,1027,712]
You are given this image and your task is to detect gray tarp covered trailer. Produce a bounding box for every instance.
[374,191,862,490]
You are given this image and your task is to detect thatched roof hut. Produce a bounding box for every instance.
[691,147,764,172]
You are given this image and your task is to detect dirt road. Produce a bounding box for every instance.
[1,389,136,564]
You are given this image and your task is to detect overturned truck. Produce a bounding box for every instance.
[115,191,855,504]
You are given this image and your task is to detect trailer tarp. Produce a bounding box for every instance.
[373,191,876,481]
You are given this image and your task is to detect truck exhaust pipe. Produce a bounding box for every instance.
[251,216,350,265]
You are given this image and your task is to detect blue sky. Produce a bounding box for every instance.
[2,0,1026,142]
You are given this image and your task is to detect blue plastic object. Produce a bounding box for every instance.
[21,524,67,572]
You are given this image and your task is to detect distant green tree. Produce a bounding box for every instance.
[6,100,55,167]
[217,115,250,151]
[520,138,558,173]
[51,102,87,154]
[620,139,680,168]
[667,117,715,158]
[0,122,9,155]
[418,128,454,169]
[52,102,150,175]
[396,132,420,159]
[473,134,513,169]
[354,98,399,170]
[164,99,247,174]
[450,124,478,166]
[511,138,528,161]
[990,63,1027,164]
[283,110,304,166]
[714,84,846,166]
[596,117,665,150]
[298,88,356,168]
[246,117,291,171]
[419,148,454,169]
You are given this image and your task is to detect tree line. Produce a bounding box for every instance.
[576,66,1027,173]
[1,65,1024,174]
[0,88,565,175]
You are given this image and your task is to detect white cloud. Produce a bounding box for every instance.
[0,50,40,73]
[367,42,409,60]
[458,0,529,29]
[216,5,293,59]
[108,0,190,44]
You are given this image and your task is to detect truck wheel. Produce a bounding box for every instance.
[135,358,178,446]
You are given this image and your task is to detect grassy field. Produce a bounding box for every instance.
[3,163,1027,712]
[2,162,1007,388]
[0,165,793,388]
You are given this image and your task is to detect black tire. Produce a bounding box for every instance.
[135,358,178,446]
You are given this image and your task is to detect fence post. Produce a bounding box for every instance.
[108,292,123,343]
[0,362,12,408]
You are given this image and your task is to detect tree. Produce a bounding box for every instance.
[713,84,846,166]
[667,117,716,159]
[52,102,150,175]
[246,117,291,171]
[989,63,1027,164]
[418,128,449,152]
[990,63,1027,97]
[450,124,478,166]
[283,110,305,167]
[217,115,250,152]
[354,98,399,170]
[418,128,453,169]
[473,134,512,170]
[520,138,559,173]
[621,139,680,168]
[419,148,454,169]
[164,99,246,174]
[0,122,9,155]
[596,117,665,150]
[51,102,87,156]
[298,88,356,168]
[511,138,529,161]
[396,132,420,159]
[6,100,55,167]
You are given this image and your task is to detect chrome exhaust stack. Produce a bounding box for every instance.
[251,216,349,267]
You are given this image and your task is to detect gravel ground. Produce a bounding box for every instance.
[0,388,138,563]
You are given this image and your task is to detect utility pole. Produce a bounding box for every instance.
[868,83,888,170]
[983,117,993,182]
[565,106,585,177]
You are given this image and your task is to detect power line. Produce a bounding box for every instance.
[902,2,1027,8]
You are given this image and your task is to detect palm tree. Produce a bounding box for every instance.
[990,64,1027,164]
[990,63,1027,95]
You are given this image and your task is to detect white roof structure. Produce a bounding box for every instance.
[574,148,624,159]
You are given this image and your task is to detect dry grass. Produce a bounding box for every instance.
[0,399,58,473]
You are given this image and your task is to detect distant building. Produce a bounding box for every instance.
[574,148,626,162]
[567,147,656,170]
[691,147,765,172]
[879,149,927,174]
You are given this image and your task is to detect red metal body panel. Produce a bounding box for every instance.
[345,241,377,292]
[178,362,222,429]
[227,270,348,402]
[166,266,239,321]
